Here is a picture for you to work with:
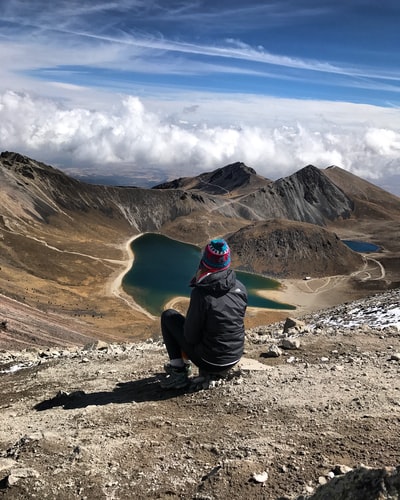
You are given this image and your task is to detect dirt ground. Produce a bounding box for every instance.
[0,290,399,499]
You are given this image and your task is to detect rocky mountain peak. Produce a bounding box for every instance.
[270,164,354,224]
[153,161,270,195]
[0,151,60,176]
[1,151,31,164]
[284,164,345,197]
[194,161,260,194]
[207,161,257,179]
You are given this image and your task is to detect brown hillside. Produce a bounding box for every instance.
[323,166,400,285]
[227,219,364,278]
[324,165,400,220]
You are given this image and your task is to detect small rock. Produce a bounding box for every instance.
[252,471,268,483]
[332,464,353,475]
[265,344,282,358]
[280,337,301,350]
[83,340,109,352]
[283,317,306,333]
[283,317,297,333]
[0,458,17,472]
[7,467,40,486]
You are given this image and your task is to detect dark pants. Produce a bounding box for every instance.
[161,309,236,373]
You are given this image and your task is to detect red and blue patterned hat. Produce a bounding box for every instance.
[200,239,231,271]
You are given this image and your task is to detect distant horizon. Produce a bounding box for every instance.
[63,159,400,197]
[3,148,400,197]
[1,1,399,196]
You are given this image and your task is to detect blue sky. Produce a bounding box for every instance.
[1,0,399,194]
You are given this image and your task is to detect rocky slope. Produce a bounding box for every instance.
[0,288,399,499]
[0,153,359,231]
[0,151,213,232]
[153,161,272,195]
[227,219,364,278]
[324,166,400,220]
[154,162,356,225]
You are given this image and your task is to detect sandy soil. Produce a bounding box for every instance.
[107,235,139,297]
[106,234,156,321]
[260,277,358,315]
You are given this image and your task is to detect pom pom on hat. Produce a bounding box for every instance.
[200,239,231,271]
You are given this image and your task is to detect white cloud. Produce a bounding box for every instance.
[1,89,399,196]
[364,128,400,156]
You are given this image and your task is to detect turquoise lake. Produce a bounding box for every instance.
[342,240,380,253]
[122,233,295,316]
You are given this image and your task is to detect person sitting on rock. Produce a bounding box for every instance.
[160,238,248,390]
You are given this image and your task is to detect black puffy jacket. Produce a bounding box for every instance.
[184,268,248,367]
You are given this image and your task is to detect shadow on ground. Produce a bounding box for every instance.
[33,374,186,411]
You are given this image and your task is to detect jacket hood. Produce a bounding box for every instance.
[192,268,236,295]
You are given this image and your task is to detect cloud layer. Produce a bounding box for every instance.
[1,89,399,194]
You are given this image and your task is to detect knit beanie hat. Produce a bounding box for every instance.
[200,239,231,272]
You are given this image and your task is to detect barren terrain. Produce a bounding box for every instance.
[0,288,399,499]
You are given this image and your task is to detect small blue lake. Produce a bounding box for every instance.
[342,240,380,253]
[122,233,295,316]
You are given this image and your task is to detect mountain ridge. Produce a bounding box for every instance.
[1,152,358,229]
[324,164,400,220]
[152,161,272,195]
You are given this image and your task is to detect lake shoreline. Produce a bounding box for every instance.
[107,234,156,320]
[108,234,367,324]
[122,233,295,315]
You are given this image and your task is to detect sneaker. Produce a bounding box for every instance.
[164,361,192,376]
[160,367,189,390]
[190,368,235,392]
[189,373,215,391]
